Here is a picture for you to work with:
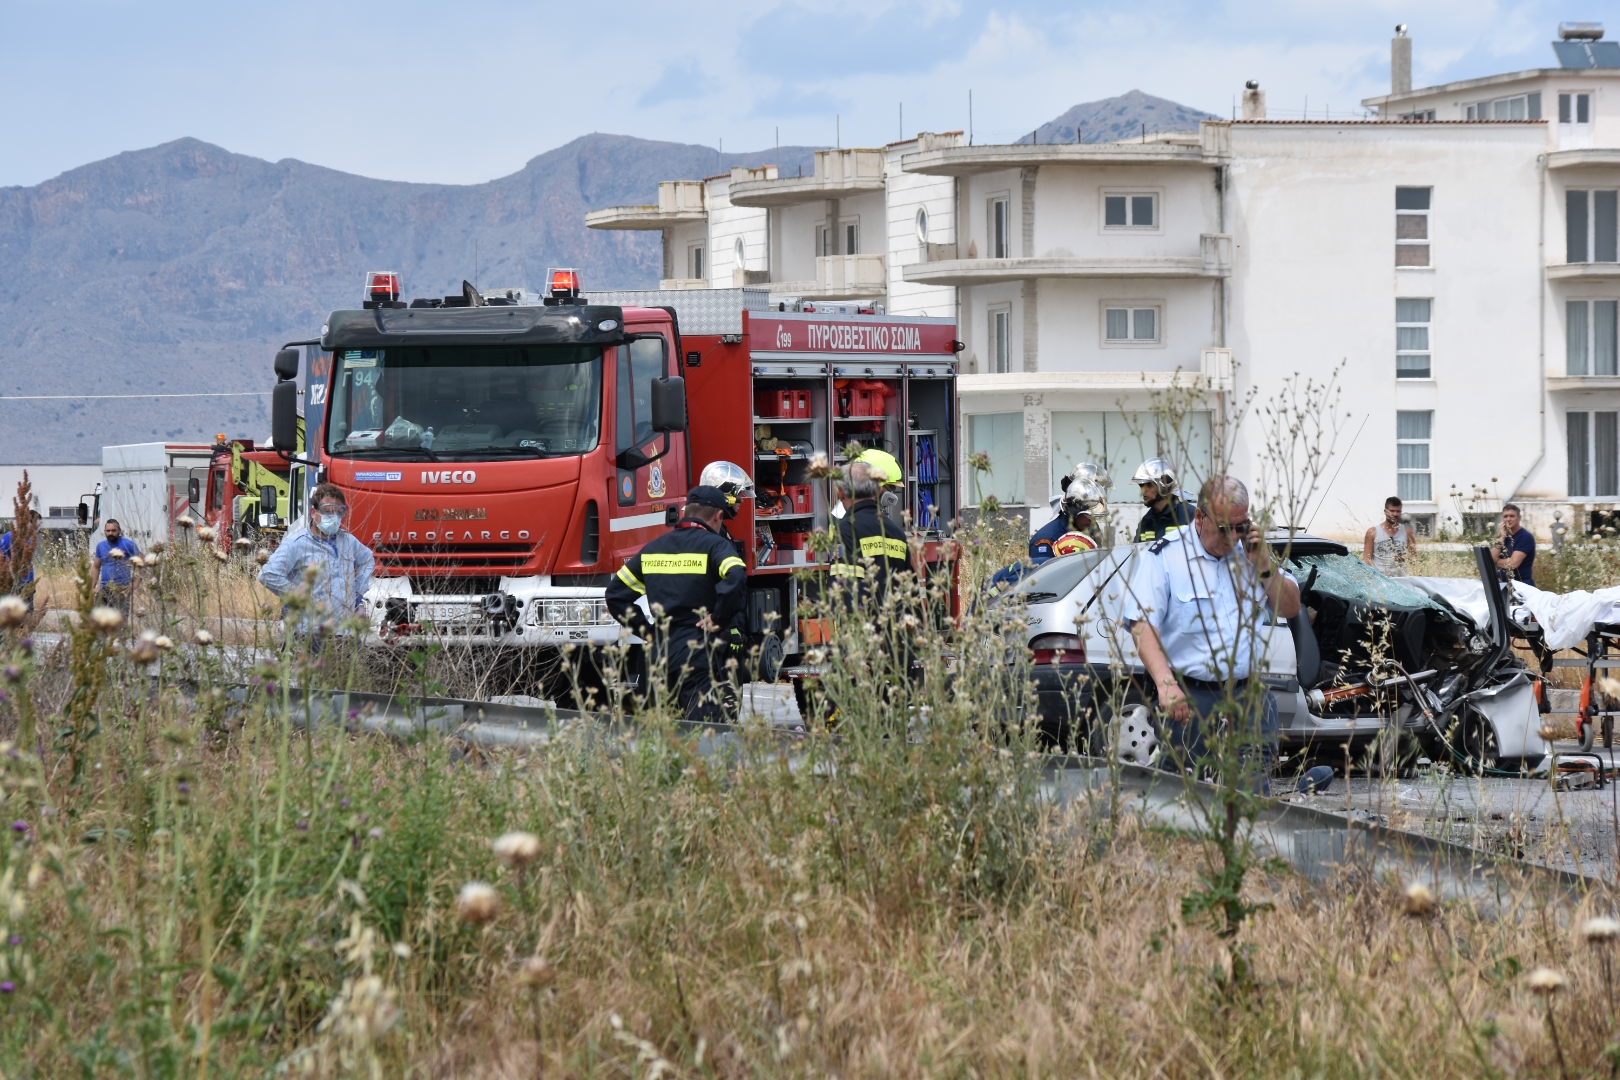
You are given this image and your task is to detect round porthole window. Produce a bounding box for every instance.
[915,208,929,243]
[734,238,746,268]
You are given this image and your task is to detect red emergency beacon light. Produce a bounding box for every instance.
[364,271,403,308]
[545,268,582,305]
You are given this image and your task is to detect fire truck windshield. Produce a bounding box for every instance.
[325,345,602,459]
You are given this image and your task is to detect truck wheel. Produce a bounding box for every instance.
[1086,685,1159,766]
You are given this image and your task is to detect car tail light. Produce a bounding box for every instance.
[1030,633,1085,666]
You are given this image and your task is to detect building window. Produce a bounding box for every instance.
[1396,410,1432,502]
[1103,192,1158,229]
[967,413,1025,505]
[841,217,859,256]
[989,196,1010,259]
[1396,298,1432,378]
[1396,187,1431,267]
[1567,190,1619,263]
[1569,410,1620,498]
[1567,300,1619,376]
[1559,93,1593,124]
[688,243,705,280]
[1405,513,1437,538]
[1398,109,1436,121]
[1051,409,1212,507]
[815,224,833,257]
[915,208,929,243]
[989,305,1011,374]
[1103,304,1161,345]
[733,237,746,269]
[1464,92,1541,120]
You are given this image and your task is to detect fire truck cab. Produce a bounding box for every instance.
[271,273,958,696]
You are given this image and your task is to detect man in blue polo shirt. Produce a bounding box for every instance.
[1123,476,1301,794]
[92,518,141,614]
[0,509,42,612]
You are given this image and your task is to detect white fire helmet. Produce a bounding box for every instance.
[1061,477,1107,519]
[1132,457,1177,492]
[698,460,754,518]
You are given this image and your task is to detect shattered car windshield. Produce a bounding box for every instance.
[1288,552,1466,624]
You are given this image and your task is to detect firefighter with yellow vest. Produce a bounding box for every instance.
[605,486,748,722]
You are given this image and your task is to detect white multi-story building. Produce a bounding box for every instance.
[589,23,1620,541]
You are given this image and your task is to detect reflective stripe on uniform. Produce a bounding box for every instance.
[717,555,746,578]
[829,563,867,578]
[615,564,646,594]
[858,535,909,561]
[642,552,709,574]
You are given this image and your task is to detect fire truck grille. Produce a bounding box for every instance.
[375,542,534,574]
[404,575,500,595]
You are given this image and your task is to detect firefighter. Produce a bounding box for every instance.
[855,448,905,521]
[1030,462,1108,563]
[833,461,914,600]
[605,485,748,723]
[697,459,755,552]
[1133,457,1195,542]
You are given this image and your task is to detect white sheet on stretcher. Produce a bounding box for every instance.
[1405,576,1620,651]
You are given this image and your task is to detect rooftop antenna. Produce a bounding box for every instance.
[898,101,903,141]
[836,114,841,149]
[968,89,974,145]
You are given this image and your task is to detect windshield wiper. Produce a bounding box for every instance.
[1019,591,1063,603]
[334,447,440,460]
[456,446,548,458]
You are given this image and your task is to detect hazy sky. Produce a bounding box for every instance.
[1,0,1583,188]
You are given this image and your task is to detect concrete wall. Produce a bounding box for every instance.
[1033,278,1218,374]
[1031,165,1216,259]
[705,176,770,287]
[1225,122,1548,536]
[883,140,958,317]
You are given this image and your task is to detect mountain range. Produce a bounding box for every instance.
[1,92,1212,465]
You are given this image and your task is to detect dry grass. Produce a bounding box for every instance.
[3,522,1619,1076]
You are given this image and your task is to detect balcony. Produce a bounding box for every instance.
[1548,374,1620,391]
[1547,262,1620,281]
[728,149,886,207]
[585,180,706,231]
[904,234,1232,285]
[957,364,1224,396]
[1547,149,1620,170]
[771,254,888,300]
[901,138,1218,177]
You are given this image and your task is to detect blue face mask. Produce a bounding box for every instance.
[317,513,342,536]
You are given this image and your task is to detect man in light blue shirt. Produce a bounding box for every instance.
[1123,476,1301,793]
[258,483,375,644]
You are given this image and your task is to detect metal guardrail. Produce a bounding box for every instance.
[241,685,1598,910]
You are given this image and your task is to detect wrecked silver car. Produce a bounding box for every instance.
[1005,535,1546,774]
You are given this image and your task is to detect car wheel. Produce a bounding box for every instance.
[1444,708,1501,775]
[1087,685,1160,767]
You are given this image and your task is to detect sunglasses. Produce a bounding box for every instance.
[1199,509,1253,537]
[317,504,348,515]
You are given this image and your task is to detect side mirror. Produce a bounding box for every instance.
[187,477,201,505]
[650,376,688,433]
[77,502,89,526]
[272,380,299,453]
[273,348,300,381]
[260,484,280,514]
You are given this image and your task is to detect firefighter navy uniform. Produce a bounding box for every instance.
[605,487,748,722]
[833,497,913,602]
[1134,497,1196,543]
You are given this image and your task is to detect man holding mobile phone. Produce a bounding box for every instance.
[1124,476,1301,794]
[1494,503,1535,588]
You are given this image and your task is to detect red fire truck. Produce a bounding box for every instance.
[197,427,300,549]
[270,272,959,696]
